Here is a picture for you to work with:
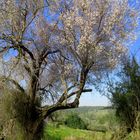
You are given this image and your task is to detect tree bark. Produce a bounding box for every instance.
[24,118,44,140]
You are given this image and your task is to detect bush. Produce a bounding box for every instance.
[64,113,87,129]
[0,89,43,140]
[110,58,140,133]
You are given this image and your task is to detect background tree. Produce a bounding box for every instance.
[109,57,140,133]
[0,0,139,139]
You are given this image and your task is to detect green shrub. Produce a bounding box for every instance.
[0,89,43,140]
[110,58,140,133]
[64,113,87,129]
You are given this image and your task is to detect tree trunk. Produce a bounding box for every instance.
[24,119,44,140]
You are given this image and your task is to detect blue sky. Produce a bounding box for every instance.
[79,32,140,106]
[79,90,110,106]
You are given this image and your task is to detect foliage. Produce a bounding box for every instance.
[64,113,87,130]
[0,89,44,140]
[110,58,140,132]
[0,89,24,139]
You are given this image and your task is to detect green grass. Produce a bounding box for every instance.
[43,124,140,140]
[43,123,112,140]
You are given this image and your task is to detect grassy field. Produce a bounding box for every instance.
[43,123,112,140]
[43,123,140,140]
[50,107,118,131]
[43,107,115,140]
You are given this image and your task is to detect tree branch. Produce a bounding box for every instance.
[0,46,11,53]
[18,43,36,62]
[67,89,92,99]
[39,88,92,118]
[41,101,79,118]
[1,76,25,93]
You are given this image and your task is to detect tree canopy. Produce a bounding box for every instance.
[0,0,138,111]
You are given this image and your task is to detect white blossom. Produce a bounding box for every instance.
[59,0,138,73]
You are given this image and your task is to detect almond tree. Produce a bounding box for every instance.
[0,0,138,139]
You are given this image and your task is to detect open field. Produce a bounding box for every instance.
[44,123,112,140]
[49,107,118,131]
[43,107,116,140]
